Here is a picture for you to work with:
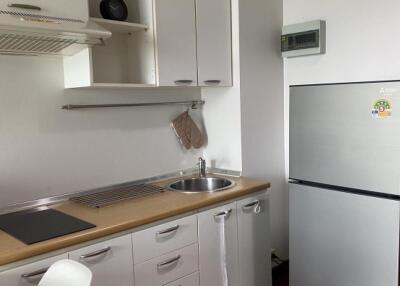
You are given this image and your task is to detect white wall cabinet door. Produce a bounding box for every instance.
[154,0,198,87]
[196,0,232,87]
[68,234,134,286]
[237,191,272,286]
[198,202,239,286]
[0,254,67,286]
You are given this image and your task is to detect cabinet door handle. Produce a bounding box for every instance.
[21,267,48,279]
[214,209,232,218]
[174,80,193,85]
[156,225,180,237]
[8,3,42,10]
[80,246,111,259]
[242,200,262,214]
[204,80,222,84]
[157,255,181,269]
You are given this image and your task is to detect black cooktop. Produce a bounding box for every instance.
[0,208,95,245]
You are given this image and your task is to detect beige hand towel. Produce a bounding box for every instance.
[171,111,205,149]
[171,111,192,149]
[187,115,204,149]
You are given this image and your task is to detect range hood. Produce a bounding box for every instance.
[0,2,112,56]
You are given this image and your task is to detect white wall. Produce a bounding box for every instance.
[284,0,400,84]
[203,0,286,258]
[202,0,242,171]
[0,55,202,208]
[284,0,400,258]
[239,0,286,259]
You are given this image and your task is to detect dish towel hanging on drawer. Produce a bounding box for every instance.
[219,216,229,286]
[171,111,205,149]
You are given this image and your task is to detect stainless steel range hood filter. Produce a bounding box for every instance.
[0,2,111,56]
[0,30,103,56]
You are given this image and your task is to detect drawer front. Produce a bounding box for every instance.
[68,234,134,286]
[0,254,67,286]
[165,272,200,286]
[132,215,197,264]
[134,243,199,286]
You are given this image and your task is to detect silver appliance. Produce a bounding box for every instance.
[289,81,400,286]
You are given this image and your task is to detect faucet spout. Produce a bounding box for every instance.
[198,157,206,178]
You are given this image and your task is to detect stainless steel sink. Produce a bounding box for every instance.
[168,177,235,193]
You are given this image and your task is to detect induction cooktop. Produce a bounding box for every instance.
[0,207,95,245]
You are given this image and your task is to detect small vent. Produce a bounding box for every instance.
[0,10,84,23]
[0,33,76,55]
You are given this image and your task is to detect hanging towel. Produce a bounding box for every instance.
[171,111,192,149]
[171,111,205,149]
[219,216,229,286]
[187,113,204,149]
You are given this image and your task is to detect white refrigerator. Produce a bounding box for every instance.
[289,81,400,286]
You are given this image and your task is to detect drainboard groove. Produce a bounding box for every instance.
[70,184,166,208]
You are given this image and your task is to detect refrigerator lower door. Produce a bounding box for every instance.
[290,183,399,286]
[290,82,400,195]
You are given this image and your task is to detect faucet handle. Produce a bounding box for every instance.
[197,157,207,177]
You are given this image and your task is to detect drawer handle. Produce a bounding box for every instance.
[21,267,48,279]
[214,209,232,218]
[204,80,222,84]
[174,80,193,84]
[8,3,42,10]
[157,255,181,269]
[156,225,180,236]
[80,246,111,259]
[243,200,262,214]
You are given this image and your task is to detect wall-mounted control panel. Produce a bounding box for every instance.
[281,20,326,58]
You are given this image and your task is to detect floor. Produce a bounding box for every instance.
[272,261,289,286]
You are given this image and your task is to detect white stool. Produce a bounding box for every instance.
[38,259,92,286]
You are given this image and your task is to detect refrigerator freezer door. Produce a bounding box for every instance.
[289,183,399,286]
[290,82,400,195]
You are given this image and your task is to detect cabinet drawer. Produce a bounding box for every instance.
[132,215,197,264]
[0,254,67,286]
[134,243,199,286]
[68,234,134,286]
[165,272,200,286]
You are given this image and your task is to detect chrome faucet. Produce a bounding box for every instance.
[198,157,206,178]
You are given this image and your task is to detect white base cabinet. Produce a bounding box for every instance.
[68,234,134,286]
[0,254,67,286]
[198,191,271,286]
[198,202,239,286]
[237,192,272,286]
[134,243,199,286]
[165,272,200,286]
[0,190,270,286]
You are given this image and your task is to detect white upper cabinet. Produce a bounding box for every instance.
[154,0,198,87]
[63,0,156,89]
[68,234,134,286]
[198,202,239,286]
[0,254,67,286]
[63,0,232,88]
[196,0,232,87]
[237,192,272,286]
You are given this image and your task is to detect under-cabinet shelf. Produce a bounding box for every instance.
[91,17,148,34]
[68,83,157,89]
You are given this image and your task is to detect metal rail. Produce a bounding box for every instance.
[62,100,205,110]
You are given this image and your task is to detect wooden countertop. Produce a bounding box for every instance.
[0,175,270,267]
